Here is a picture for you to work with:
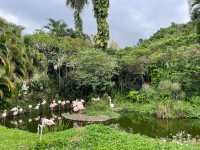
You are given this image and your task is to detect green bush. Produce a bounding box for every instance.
[190,96,200,106]
[127,90,148,103]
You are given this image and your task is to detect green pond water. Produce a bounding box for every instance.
[115,111,200,138]
[1,108,200,139]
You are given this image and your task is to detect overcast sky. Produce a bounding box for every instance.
[0,0,190,47]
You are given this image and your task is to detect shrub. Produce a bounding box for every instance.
[127,90,148,103]
[158,80,185,100]
[190,96,200,106]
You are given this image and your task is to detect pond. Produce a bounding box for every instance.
[115,111,200,139]
[0,106,73,133]
[1,107,200,139]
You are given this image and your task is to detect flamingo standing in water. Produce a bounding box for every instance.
[10,107,18,112]
[35,103,40,110]
[41,99,47,105]
[28,105,32,112]
[13,110,18,119]
[50,101,57,112]
[1,110,7,124]
[65,100,70,104]
[108,96,114,110]
[34,116,40,121]
[18,107,23,114]
[61,101,66,110]
[18,119,23,124]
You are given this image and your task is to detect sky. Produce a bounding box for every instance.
[0,0,190,47]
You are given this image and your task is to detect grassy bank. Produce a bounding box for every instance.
[117,100,200,119]
[85,96,200,119]
[0,125,199,150]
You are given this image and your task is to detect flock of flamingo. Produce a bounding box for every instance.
[0,98,85,123]
[0,96,115,135]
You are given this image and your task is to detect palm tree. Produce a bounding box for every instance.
[92,0,110,49]
[190,0,200,20]
[66,0,88,33]
[44,18,68,37]
[189,0,200,42]
[0,55,15,99]
[0,17,31,99]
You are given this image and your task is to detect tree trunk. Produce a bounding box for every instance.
[74,9,83,33]
[93,0,110,49]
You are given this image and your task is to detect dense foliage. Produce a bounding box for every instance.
[116,22,200,100]
[0,16,200,109]
[24,29,118,99]
[0,18,44,108]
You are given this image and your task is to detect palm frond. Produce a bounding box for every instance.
[0,77,15,92]
[0,89,4,99]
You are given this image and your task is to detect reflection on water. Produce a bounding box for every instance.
[1,108,200,139]
[115,111,200,138]
[0,105,73,133]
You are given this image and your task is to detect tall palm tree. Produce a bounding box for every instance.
[66,0,88,33]
[92,0,110,49]
[189,0,200,42]
[190,0,200,20]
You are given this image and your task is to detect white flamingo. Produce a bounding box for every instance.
[35,104,40,110]
[1,110,7,123]
[18,119,23,124]
[41,99,47,105]
[10,120,18,126]
[34,116,40,121]
[28,105,32,111]
[13,110,18,119]
[18,108,23,114]
[10,107,18,112]
[1,110,7,118]
[52,114,58,119]
[65,100,70,104]
[108,96,114,109]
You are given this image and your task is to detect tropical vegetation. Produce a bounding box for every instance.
[0,0,200,149]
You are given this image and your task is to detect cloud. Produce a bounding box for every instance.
[0,0,190,47]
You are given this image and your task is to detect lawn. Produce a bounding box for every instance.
[0,124,199,150]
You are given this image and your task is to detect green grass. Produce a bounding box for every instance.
[85,100,120,118]
[0,125,199,150]
[0,126,38,149]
